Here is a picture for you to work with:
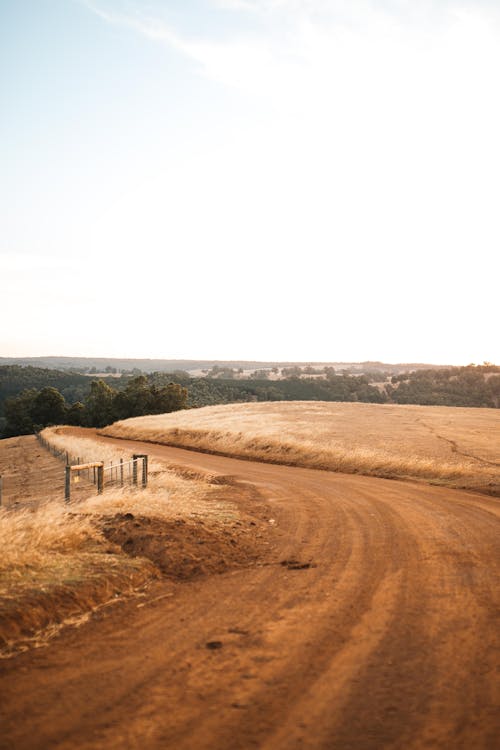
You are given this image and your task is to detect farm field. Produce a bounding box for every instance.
[102,401,500,495]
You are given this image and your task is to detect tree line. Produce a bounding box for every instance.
[2,376,188,437]
[1,364,498,439]
[387,365,500,408]
[175,365,499,409]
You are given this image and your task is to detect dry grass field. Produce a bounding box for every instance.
[102,401,500,495]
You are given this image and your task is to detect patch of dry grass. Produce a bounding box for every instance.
[101,401,500,494]
[0,502,100,586]
[41,426,234,519]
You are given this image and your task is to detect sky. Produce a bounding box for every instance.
[1,0,498,365]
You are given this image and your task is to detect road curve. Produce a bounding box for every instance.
[1,434,499,750]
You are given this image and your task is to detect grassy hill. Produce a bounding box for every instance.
[102,401,500,496]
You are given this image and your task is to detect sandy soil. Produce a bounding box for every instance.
[1,431,499,749]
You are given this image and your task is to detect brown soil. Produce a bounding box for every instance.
[0,559,157,656]
[101,512,266,579]
[1,429,499,750]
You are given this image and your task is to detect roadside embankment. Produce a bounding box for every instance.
[0,431,268,657]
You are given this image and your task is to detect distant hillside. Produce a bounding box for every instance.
[0,366,91,406]
[0,356,450,376]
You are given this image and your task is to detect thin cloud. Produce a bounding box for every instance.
[80,1,181,45]
[81,0,500,96]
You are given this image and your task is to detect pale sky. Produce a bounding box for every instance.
[1,0,498,364]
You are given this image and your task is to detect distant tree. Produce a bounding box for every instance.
[31,387,68,428]
[3,389,38,436]
[67,401,86,426]
[85,380,117,427]
[151,382,188,413]
[250,369,270,380]
[113,376,188,420]
[114,376,151,419]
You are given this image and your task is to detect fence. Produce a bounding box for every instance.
[63,454,148,502]
[34,432,148,504]
[0,435,149,507]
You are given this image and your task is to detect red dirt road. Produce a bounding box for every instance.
[1,434,499,749]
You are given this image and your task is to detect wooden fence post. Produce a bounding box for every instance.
[132,454,148,487]
[120,458,124,487]
[97,464,104,494]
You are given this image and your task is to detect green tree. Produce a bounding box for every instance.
[31,387,68,428]
[67,401,86,426]
[85,380,117,427]
[114,377,188,419]
[151,382,188,413]
[114,375,152,419]
[3,389,38,436]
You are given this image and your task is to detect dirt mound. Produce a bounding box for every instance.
[0,511,268,656]
[102,513,264,580]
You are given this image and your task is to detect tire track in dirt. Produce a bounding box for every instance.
[0,434,499,750]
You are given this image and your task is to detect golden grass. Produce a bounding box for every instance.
[101,401,500,494]
[41,426,234,520]
[0,502,99,581]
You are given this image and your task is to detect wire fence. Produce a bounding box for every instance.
[36,432,148,504]
[0,433,149,508]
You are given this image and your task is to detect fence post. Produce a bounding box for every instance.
[120,458,124,487]
[65,465,71,503]
[97,463,104,494]
[132,454,148,487]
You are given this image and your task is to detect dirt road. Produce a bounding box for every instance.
[1,435,499,749]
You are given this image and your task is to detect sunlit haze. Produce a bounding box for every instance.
[1,0,498,364]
